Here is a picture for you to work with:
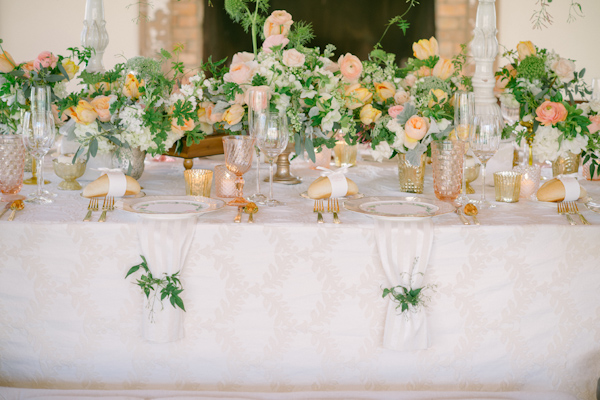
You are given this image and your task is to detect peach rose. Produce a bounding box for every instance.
[359,104,382,125]
[588,115,600,134]
[51,104,68,124]
[223,104,245,126]
[90,95,116,122]
[428,89,448,108]
[403,73,417,88]
[224,62,256,85]
[415,66,432,78]
[412,37,438,60]
[282,49,306,67]
[61,59,79,80]
[33,51,58,70]
[388,105,404,119]
[21,60,35,79]
[264,10,293,38]
[171,117,195,136]
[394,89,410,105]
[0,50,16,73]
[199,102,223,124]
[231,51,255,65]
[71,100,98,124]
[338,53,363,83]
[262,34,289,53]
[535,101,568,126]
[374,81,395,102]
[122,74,143,100]
[432,58,454,80]
[517,41,536,61]
[404,115,429,147]
[551,57,575,83]
[344,83,373,110]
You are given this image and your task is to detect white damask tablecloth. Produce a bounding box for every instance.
[1,153,599,400]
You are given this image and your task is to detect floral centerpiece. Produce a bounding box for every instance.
[495,41,591,165]
[577,99,600,179]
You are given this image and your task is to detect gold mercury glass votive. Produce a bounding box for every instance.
[184,169,213,197]
[494,171,522,203]
[52,157,87,190]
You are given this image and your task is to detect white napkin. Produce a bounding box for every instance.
[316,166,349,198]
[136,217,197,343]
[374,219,434,350]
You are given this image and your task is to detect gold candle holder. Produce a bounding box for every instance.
[184,169,213,197]
[53,157,87,190]
[494,171,521,203]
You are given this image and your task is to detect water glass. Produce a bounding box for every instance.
[431,140,465,201]
[0,135,26,194]
[470,114,502,209]
[255,112,289,206]
[184,169,213,197]
[247,86,271,203]
[22,111,56,204]
[453,91,474,205]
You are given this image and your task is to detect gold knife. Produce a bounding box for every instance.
[0,201,13,219]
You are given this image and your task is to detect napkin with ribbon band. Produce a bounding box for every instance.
[558,175,580,201]
[316,166,349,198]
[137,217,197,343]
[374,219,434,350]
[97,168,128,197]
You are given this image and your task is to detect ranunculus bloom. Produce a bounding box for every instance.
[90,95,115,122]
[262,34,289,53]
[122,74,143,100]
[359,104,382,125]
[432,58,454,80]
[264,10,293,38]
[61,59,79,80]
[428,89,448,108]
[344,83,373,110]
[199,102,223,124]
[0,50,16,73]
[282,49,306,67]
[374,81,395,102]
[21,60,35,78]
[33,51,58,70]
[412,37,438,60]
[171,117,195,136]
[338,53,363,83]
[388,105,404,119]
[403,74,417,88]
[517,41,536,61]
[394,89,410,105]
[404,115,429,147]
[71,100,98,124]
[588,115,600,134]
[231,51,255,65]
[224,62,256,85]
[223,104,245,126]
[535,101,568,126]
[551,57,576,83]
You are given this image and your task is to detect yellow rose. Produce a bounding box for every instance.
[61,59,79,80]
[0,49,16,73]
[412,37,439,60]
[432,58,454,80]
[428,89,448,108]
[517,41,536,61]
[122,74,143,100]
[72,100,98,124]
[344,83,373,110]
[359,104,382,125]
[90,95,115,122]
[373,81,395,103]
[222,104,245,126]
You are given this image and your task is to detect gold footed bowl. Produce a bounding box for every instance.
[53,158,87,190]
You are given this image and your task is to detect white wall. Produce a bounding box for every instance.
[0,0,139,70]
[497,0,600,85]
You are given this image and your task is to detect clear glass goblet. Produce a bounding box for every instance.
[469,114,502,209]
[22,110,56,204]
[222,135,256,207]
[255,112,289,206]
[247,86,271,204]
[453,90,475,206]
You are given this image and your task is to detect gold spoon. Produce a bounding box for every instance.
[7,200,24,221]
[463,203,480,225]
[244,202,258,223]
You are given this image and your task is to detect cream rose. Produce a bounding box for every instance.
[432,58,454,80]
[344,83,373,110]
[0,50,16,73]
[403,74,417,88]
[517,41,536,61]
[394,89,410,105]
[223,104,245,126]
[359,104,382,125]
[374,81,395,102]
[404,115,429,148]
[90,95,116,123]
[262,34,289,53]
[282,49,306,67]
[231,51,255,65]
[338,53,363,83]
[412,37,438,60]
[551,57,576,83]
[224,62,256,85]
[264,10,293,38]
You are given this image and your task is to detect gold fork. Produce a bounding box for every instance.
[328,198,341,224]
[567,201,590,225]
[98,197,114,222]
[314,199,324,224]
[557,202,576,225]
[83,198,98,222]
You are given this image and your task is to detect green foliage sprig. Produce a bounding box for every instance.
[224,0,269,55]
[126,256,185,322]
[372,0,420,53]
[381,259,433,314]
[531,0,584,30]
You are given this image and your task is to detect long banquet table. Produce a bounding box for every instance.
[1,152,600,400]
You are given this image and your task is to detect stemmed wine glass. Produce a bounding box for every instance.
[222,135,256,206]
[469,114,502,209]
[255,112,289,206]
[454,91,475,206]
[22,110,56,204]
[247,86,271,204]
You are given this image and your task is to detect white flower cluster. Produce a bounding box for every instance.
[532,125,588,161]
[73,121,116,154]
[118,105,155,152]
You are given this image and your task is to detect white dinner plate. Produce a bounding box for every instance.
[344,196,454,220]
[300,191,364,200]
[119,196,225,219]
[80,191,146,199]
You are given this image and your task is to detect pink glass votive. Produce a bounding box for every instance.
[214,164,237,198]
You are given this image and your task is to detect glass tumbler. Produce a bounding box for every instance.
[431,140,465,201]
[0,134,26,194]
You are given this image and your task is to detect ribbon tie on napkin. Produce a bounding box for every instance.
[137,217,197,343]
[316,166,349,198]
[374,218,434,350]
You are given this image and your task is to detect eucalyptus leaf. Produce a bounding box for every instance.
[406,144,426,166]
[89,138,98,157]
